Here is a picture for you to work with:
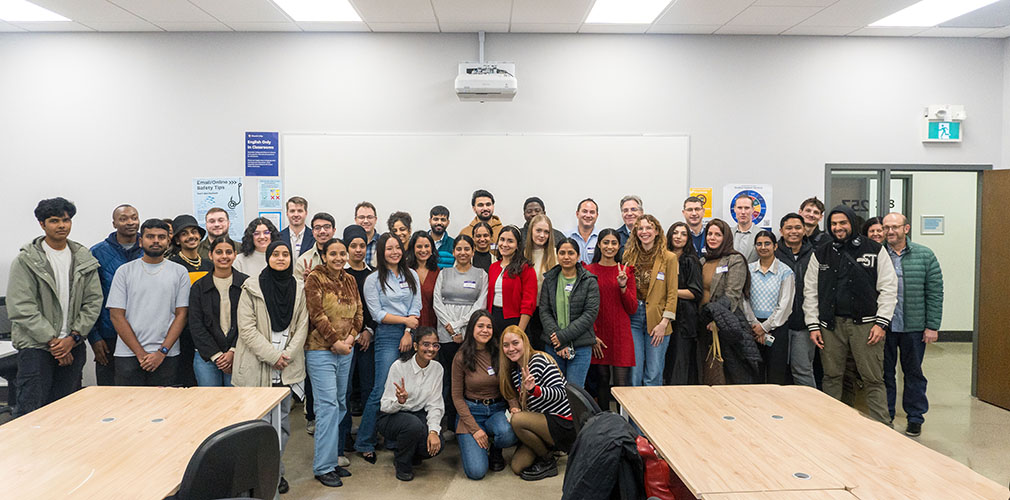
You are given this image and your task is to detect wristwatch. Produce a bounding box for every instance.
[158,346,170,355]
[69,332,82,343]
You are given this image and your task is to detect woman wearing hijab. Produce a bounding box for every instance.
[234,241,310,495]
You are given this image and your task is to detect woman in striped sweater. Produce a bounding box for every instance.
[499,325,576,481]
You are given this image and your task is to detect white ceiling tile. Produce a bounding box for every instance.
[296,21,370,31]
[799,0,919,27]
[511,0,592,24]
[0,20,26,31]
[753,0,836,6]
[848,26,927,36]
[781,25,859,35]
[715,25,787,34]
[646,24,720,34]
[431,0,512,23]
[654,0,752,26]
[978,26,1010,37]
[350,0,436,23]
[368,22,440,32]
[31,0,147,23]
[188,0,290,23]
[81,20,162,31]
[509,23,580,33]
[913,27,996,37]
[104,0,218,23]
[10,21,95,31]
[728,6,823,26]
[578,23,649,34]
[156,22,232,31]
[439,22,510,32]
[227,22,301,31]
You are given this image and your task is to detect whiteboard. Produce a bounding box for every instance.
[283,134,689,238]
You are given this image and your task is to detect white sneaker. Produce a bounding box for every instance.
[338,456,350,467]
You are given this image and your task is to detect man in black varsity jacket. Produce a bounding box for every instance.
[803,205,897,425]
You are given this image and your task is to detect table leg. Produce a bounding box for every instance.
[271,403,281,500]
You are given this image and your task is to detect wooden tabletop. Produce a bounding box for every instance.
[0,386,289,500]
[702,491,858,500]
[613,385,1010,500]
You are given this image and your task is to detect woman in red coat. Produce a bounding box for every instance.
[586,229,637,411]
[486,225,537,335]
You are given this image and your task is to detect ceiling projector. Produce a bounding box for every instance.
[455,62,517,102]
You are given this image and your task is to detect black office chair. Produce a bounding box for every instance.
[565,382,602,433]
[168,420,280,500]
[0,297,15,416]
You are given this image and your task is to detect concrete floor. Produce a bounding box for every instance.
[281,342,1010,498]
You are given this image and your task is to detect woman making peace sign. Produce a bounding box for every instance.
[587,228,638,411]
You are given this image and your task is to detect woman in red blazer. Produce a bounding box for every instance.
[486,225,537,335]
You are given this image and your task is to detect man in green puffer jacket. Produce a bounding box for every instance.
[882,212,944,437]
[7,197,103,417]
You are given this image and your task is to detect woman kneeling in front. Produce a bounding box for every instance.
[376,326,444,481]
[499,325,576,481]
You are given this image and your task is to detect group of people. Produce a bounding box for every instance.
[6,188,944,493]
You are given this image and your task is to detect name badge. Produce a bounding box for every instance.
[716,265,729,274]
[463,281,477,289]
[656,272,665,281]
[564,283,574,292]
[486,366,496,376]
[399,280,409,289]
[587,246,594,253]
[490,243,498,251]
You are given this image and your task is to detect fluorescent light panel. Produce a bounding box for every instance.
[0,0,69,22]
[585,0,672,24]
[871,0,1000,27]
[272,0,361,22]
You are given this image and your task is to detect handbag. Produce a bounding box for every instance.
[703,322,726,385]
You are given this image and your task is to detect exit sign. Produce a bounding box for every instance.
[923,121,961,143]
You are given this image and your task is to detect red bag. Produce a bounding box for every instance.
[635,436,697,500]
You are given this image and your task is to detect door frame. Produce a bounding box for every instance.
[825,163,991,396]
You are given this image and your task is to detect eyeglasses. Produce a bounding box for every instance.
[355,215,376,221]
[419,342,441,350]
[312,224,333,232]
[253,230,272,237]
[882,225,905,232]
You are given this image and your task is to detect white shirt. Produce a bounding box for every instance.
[380,356,444,433]
[270,327,290,384]
[289,227,306,255]
[493,273,504,307]
[43,241,72,337]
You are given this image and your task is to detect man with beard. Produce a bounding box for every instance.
[293,212,337,281]
[90,204,143,385]
[428,205,455,268]
[168,214,212,386]
[774,212,816,387]
[803,205,897,425]
[7,197,103,416]
[459,189,502,247]
[107,219,191,386]
[197,207,236,259]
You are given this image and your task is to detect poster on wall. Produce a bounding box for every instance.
[689,187,713,218]
[259,178,283,211]
[723,184,773,228]
[259,211,282,231]
[246,132,279,176]
[193,177,245,241]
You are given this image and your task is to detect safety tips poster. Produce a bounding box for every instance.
[193,177,245,241]
[724,184,773,228]
[246,132,279,176]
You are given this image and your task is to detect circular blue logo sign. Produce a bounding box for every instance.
[729,190,767,226]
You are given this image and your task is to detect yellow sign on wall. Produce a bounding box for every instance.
[689,187,713,218]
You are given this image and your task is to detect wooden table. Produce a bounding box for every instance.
[613,385,1010,500]
[702,492,858,500]
[0,386,289,499]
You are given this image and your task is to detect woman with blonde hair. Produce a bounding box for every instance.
[522,214,558,351]
[499,326,575,481]
[622,214,679,387]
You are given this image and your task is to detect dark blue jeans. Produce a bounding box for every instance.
[14,342,85,417]
[341,341,374,453]
[883,330,928,424]
[456,400,518,479]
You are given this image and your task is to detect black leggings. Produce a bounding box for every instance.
[594,364,630,412]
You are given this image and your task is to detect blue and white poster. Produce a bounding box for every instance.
[258,178,283,210]
[193,177,245,241]
[723,184,773,228]
[246,132,279,176]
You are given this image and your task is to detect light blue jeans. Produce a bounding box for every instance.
[630,301,670,386]
[355,323,404,453]
[546,345,592,389]
[456,400,518,480]
[306,349,353,475]
[193,354,231,387]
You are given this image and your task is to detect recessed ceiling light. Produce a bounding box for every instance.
[870,0,1000,27]
[585,0,672,24]
[0,0,70,22]
[272,0,361,22]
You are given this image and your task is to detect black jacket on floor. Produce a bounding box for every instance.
[562,412,645,500]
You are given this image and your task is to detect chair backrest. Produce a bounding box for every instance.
[565,382,602,433]
[0,297,11,339]
[173,419,280,500]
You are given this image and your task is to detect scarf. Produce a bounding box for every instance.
[260,241,296,331]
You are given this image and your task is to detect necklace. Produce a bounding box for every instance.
[178,252,202,268]
[142,261,166,276]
